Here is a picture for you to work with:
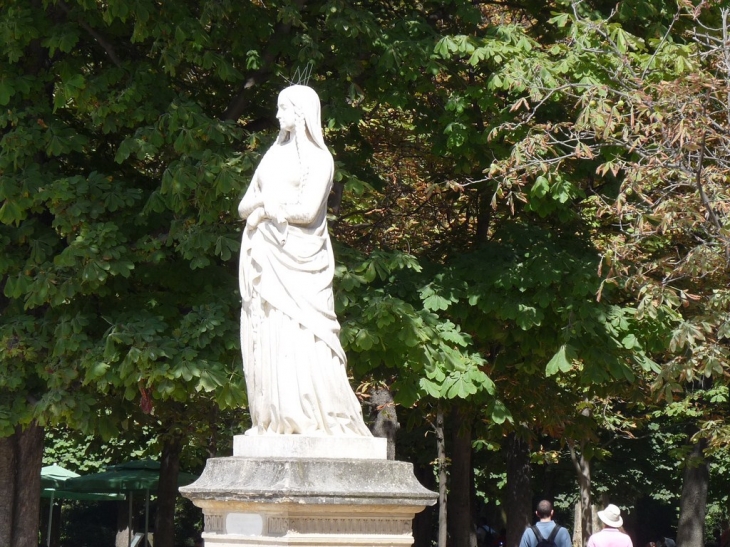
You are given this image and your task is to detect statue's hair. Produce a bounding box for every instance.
[293,111,309,191]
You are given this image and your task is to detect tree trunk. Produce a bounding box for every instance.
[0,434,17,547]
[505,432,531,547]
[436,406,448,547]
[676,439,709,547]
[155,432,184,547]
[15,422,44,547]
[0,422,45,547]
[569,440,592,547]
[475,188,492,244]
[573,502,582,547]
[115,498,132,547]
[449,408,476,547]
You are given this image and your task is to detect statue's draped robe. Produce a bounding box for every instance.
[239,163,370,436]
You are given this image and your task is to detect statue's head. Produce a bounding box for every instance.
[276,85,327,150]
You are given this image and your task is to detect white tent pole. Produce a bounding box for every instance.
[46,491,54,547]
[128,491,133,547]
[144,489,150,546]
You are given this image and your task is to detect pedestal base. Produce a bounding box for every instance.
[180,438,436,547]
[232,434,388,460]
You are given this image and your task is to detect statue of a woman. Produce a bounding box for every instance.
[238,85,371,436]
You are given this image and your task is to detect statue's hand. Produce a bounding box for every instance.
[246,207,265,229]
[265,203,288,225]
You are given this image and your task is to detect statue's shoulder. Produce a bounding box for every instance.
[307,145,334,176]
[308,144,333,162]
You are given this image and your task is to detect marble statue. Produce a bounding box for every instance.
[237,85,371,436]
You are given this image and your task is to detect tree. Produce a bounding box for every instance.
[471,0,730,543]
[0,423,43,547]
[323,2,666,543]
[0,0,256,542]
[5,1,729,546]
[0,0,504,543]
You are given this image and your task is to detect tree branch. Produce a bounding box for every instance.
[58,1,123,68]
[693,128,730,265]
[220,0,306,121]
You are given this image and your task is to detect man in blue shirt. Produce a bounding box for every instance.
[519,500,572,547]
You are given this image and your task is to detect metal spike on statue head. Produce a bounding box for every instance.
[287,62,314,87]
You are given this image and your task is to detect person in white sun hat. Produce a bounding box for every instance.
[586,504,633,547]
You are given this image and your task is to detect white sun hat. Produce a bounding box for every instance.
[597,504,623,528]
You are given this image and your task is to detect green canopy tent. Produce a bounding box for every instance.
[62,459,198,547]
[41,464,124,547]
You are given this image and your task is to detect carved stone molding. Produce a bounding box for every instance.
[204,512,224,533]
[267,516,412,535]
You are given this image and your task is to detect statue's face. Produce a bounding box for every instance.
[276,98,296,133]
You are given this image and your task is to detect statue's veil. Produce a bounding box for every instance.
[277,85,327,150]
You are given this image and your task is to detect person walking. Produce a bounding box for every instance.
[519,500,571,547]
[587,504,633,547]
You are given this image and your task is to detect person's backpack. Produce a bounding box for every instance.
[531,524,562,547]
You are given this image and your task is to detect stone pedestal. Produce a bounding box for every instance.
[180,436,437,547]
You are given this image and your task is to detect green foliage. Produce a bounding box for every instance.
[3,0,730,534]
[0,0,253,440]
[422,222,658,388]
[335,246,497,412]
[485,0,730,444]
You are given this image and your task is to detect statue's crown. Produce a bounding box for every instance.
[288,62,314,87]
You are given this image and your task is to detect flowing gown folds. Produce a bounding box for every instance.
[239,192,370,436]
